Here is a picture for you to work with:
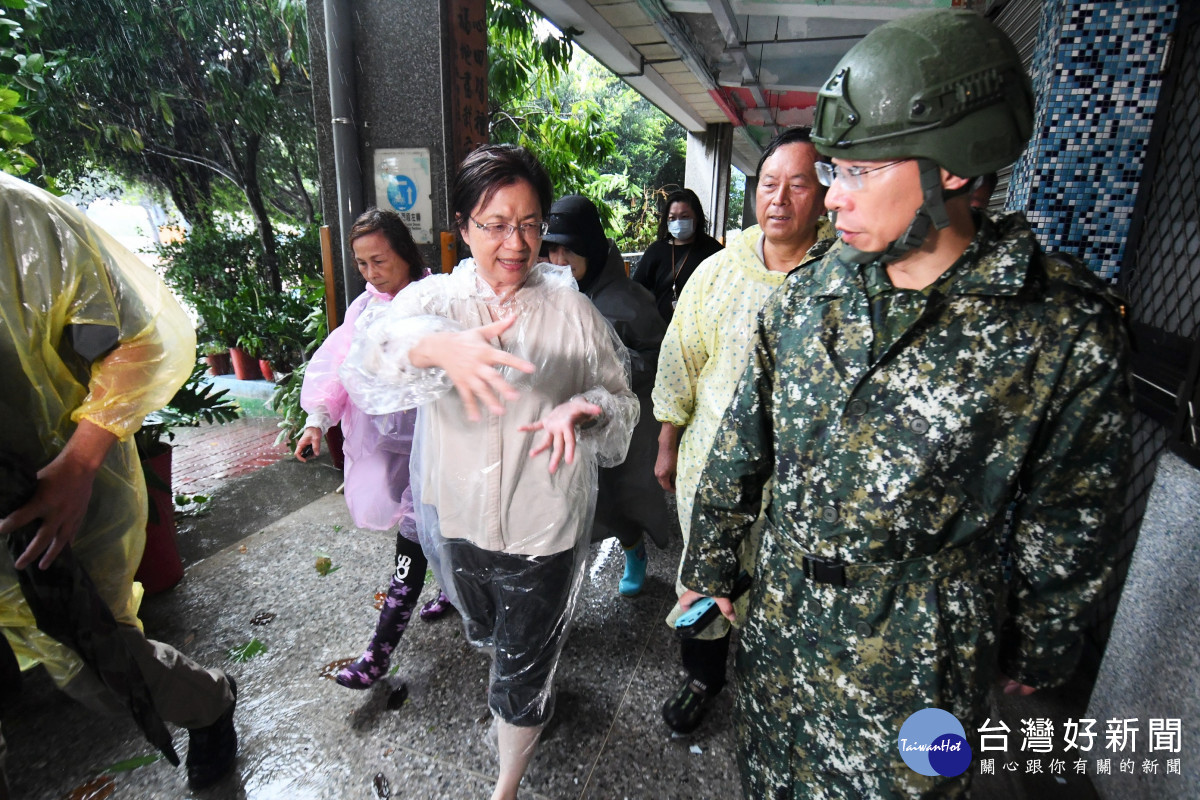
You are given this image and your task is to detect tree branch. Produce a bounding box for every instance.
[141,143,242,187]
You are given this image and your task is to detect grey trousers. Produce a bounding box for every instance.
[59,624,234,729]
[0,625,233,793]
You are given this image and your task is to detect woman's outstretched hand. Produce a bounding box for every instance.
[519,397,603,474]
[410,315,535,421]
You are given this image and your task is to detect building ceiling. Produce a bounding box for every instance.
[525,0,982,174]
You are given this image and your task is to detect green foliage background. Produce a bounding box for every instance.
[488,0,687,252]
[13,0,317,293]
[0,0,40,176]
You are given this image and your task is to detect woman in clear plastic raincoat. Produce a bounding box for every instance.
[341,145,637,800]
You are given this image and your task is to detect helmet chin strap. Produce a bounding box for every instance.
[833,158,951,265]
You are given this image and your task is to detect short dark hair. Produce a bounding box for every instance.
[755,126,816,177]
[451,144,553,232]
[349,207,424,282]
[656,188,707,241]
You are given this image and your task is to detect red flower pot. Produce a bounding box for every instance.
[325,424,346,470]
[258,359,275,382]
[205,351,232,376]
[135,446,184,595]
[229,346,263,381]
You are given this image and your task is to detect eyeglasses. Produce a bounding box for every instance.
[470,217,549,242]
[815,160,909,191]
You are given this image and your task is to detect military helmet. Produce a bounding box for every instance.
[812,9,1034,178]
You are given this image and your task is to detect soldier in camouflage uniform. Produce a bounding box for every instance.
[678,10,1133,799]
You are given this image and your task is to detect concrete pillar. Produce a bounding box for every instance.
[307,0,488,307]
[684,123,733,240]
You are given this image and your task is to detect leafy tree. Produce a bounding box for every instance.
[18,0,316,292]
[554,53,688,249]
[487,1,689,250]
[488,0,619,228]
[728,168,746,232]
[0,0,40,176]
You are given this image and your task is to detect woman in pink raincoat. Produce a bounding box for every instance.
[293,208,449,689]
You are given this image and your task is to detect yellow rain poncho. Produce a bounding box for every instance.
[0,173,195,686]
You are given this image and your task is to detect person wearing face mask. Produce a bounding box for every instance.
[540,195,670,597]
[632,188,724,323]
[293,208,451,690]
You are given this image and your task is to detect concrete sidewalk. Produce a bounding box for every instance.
[5,420,1101,799]
[6,476,742,799]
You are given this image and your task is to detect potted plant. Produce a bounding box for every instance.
[158,223,321,382]
[235,281,311,383]
[271,278,345,467]
[227,290,264,381]
[199,336,232,376]
[133,363,242,593]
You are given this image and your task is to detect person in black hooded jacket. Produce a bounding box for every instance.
[542,195,672,597]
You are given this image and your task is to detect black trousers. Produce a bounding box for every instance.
[444,540,579,726]
[682,632,730,693]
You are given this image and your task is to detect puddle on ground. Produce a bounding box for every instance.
[373,591,386,610]
[63,775,115,800]
[320,657,356,680]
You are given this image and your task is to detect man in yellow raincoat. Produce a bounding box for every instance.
[0,173,237,792]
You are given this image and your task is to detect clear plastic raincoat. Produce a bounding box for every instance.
[301,281,418,533]
[342,258,637,723]
[0,173,195,686]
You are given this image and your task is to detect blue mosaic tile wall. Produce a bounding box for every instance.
[1008,0,1178,281]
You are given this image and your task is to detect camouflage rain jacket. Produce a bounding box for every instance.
[681,212,1132,799]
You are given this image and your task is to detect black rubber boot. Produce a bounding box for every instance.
[186,675,238,790]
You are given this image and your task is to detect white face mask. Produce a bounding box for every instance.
[667,219,695,240]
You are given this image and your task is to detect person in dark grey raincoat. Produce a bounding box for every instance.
[678,11,1133,799]
[542,194,670,597]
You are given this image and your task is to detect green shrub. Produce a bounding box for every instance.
[157,223,322,366]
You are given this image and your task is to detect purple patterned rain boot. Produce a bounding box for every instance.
[419,590,455,621]
[337,535,426,689]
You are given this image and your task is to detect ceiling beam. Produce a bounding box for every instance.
[526,0,710,132]
[667,1,913,21]
[708,0,771,123]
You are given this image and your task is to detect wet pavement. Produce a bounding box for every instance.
[7,472,742,799]
[6,416,1101,799]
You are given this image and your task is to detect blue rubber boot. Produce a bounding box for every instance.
[619,539,647,597]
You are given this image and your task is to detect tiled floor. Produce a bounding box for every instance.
[172,417,290,496]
